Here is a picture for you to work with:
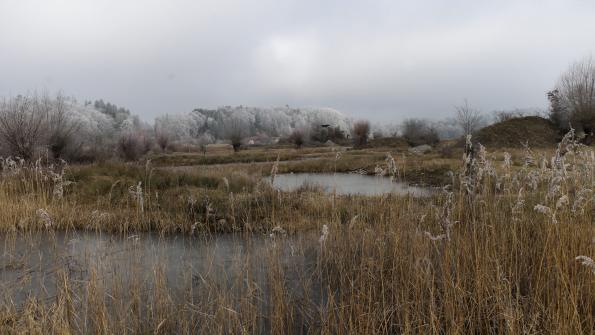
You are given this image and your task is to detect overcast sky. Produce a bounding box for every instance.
[1,0,594,122]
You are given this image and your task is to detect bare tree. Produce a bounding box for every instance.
[0,95,47,160]
[289,129,305,148]
[552,57,595,137]
[352,120,370,146]
[455,99,483,136]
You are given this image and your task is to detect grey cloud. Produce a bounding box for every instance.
[1,0,594,122]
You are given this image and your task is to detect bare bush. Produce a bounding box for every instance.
[289,129,305,148]
[352,120,370,146]
[493,110,525,123]
[230,135,242,152]
[118,133,144,161]
[155,132,170,152]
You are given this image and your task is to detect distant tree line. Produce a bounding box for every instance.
[2,56,591,164]
[0,99,357,160]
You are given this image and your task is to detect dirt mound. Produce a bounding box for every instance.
[474,116,560,148]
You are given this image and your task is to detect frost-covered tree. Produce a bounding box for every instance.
[68,102,117,157]
[0,95,47,159]
[94,99,132,130]
[0,93,143,162]
[45,94,82,159]
[155,106,352,145]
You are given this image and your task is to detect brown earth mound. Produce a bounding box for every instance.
[474,116,560,148]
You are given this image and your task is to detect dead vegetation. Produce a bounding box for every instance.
[0,130,593,333]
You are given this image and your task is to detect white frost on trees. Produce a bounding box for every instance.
[154,106,352,142]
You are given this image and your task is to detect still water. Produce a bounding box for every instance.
[0,231,321,308]
[271,173,432,196]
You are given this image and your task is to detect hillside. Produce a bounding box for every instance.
[474,116,560,148]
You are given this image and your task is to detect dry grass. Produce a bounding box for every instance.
[0,135,593,333]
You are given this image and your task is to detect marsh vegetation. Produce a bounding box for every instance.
[0,129,593,334]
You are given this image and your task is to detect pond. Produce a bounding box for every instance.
[0,231,323,313]
[270,173,433,196]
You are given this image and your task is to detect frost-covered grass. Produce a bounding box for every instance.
[0,135,593,333]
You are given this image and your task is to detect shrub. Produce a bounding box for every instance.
[224,119,245,152]
[352,120,370,146]
[156,132,169,152]
[288,129,306,148]
[118,133,143,161]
